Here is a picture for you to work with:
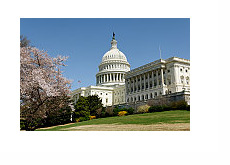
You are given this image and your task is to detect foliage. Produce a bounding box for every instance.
[118,111,128,116]
[136,105,150,114]
[113,107,121,116]
[20,46,71,130]
[90,116,96,120]
[148,100,189,113]
[74,96,90,121]
[111,106,134,116]
[171,100,188,110]
[148,105,164,113]
[105,106,114,117]
[73,95,103,121]
[87,95,103,116]
[45,105,72,126]
[186,105,190,111]
[126,107,134,115]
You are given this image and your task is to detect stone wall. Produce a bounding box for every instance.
[126,91,190,110]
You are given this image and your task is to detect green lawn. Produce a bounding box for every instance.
[36,110,190,131]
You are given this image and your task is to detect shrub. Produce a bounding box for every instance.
[126,107,134,115]
[113,107,121,116]
[90,116,96,120]
[95,107,102,117]
[76,116,90,122]
[186,105,190,111]
[136,105,150,114]
[171,100,188,110]
[118,111,128,116]
[148,105,164,113]
[105,106,114,117]
[45,106,72,126]
[161,105,171,111]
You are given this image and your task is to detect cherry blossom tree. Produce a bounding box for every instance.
[20,46,72,130]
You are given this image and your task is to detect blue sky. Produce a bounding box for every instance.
[20,18,190,90]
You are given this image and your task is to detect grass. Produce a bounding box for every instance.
[36,110,190,131]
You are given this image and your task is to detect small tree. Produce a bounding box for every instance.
[87,95,103,116]
[74,96,90,121]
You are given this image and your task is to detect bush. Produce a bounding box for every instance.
[171,100,188,110]
[76,116,90,122]
[90,116,96,120]
[113,107,121,116]
[148,105,164,113]
[161,105,171,111]
[105,106,114,117]
[118,111,128,116]
[126,107,134,115]
[136,105,150,114]
[45,106,72,126]
[186,105,190,111]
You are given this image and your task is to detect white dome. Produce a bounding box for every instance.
[102,48,128,62]
[96,33,130,87]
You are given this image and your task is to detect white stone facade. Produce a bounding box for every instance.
[125,57,190,103]
[71,86,114,106]
[71,33,190,107]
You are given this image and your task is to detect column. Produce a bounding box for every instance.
[165,69,167,85]
[173,65,178,84]
[152,71,154,88]
[107,74,108,82]
[156,70,159,87]
[144,73,146,90]
[120,73,122,82]
[136,76,138,92]
[133,77,135,93]
[140,74,142,91]
[148,72,150,89]
[161,68,164,86]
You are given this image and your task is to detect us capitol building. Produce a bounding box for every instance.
[71,33,190,106]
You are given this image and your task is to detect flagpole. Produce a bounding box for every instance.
[159,45,162,59]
